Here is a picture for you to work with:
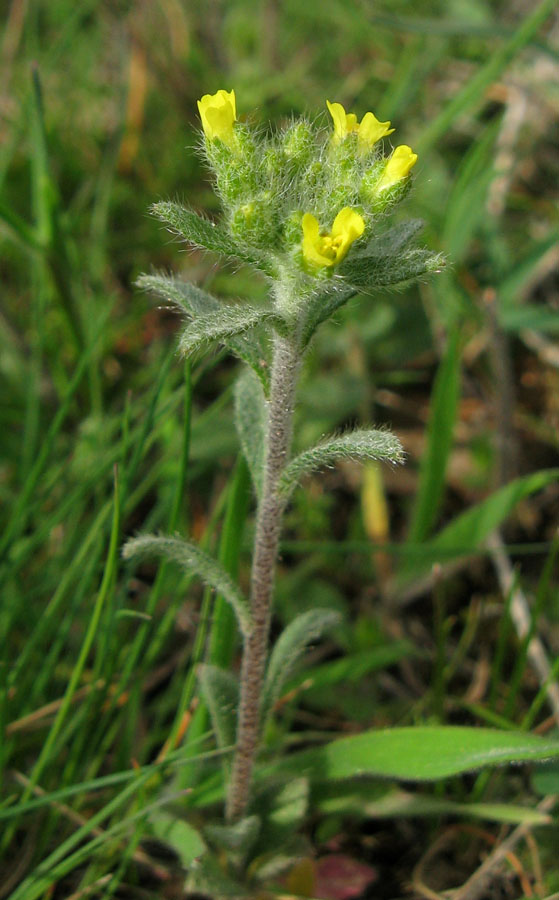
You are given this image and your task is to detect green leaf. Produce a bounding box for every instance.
[234,369,267,497]
[407,330,461,542]
[287,642,417,694]
[269,726,559,782]
[300,286,357,346]
[416,0,557,153]
[278,428,404,500]
[204,815,260,855]
[498,232,559,306]
[355,219,424,258]
[122,534,253,636]
[319,784,552,827]
[178,305,274,359]
[188,850,248,897]
[431,469,558,558]
[137,273,271,391]
[149,813,206,867]
[198,664,239,752]
[151,201,274,275]
[396,468,559,587]
[136,272,220,317]
[340,248,444,289]
[261,609,342,724]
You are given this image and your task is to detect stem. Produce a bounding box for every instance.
[226,332,300,821]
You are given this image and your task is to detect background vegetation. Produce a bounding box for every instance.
[1,0,558,897]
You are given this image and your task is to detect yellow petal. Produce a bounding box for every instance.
[326,101,349,142]
[302,212,332,267]
[197,89,236,144]
[331,207,365,262]
[302,208,365,269]
[377,144,418,191]
[357,111,394,150]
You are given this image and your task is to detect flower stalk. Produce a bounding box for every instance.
[227,332,301,821]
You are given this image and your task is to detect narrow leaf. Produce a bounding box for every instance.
[137,273,271,391]
[300,286,358,347]
[151,201,274,275]
[123,534,252,635]
[340,248,444,289]
[269,726,559,782]
[178,305,273,358]
[261,609,342,724]
[407,330,461,542]
[279,428,404,500]
[400,468,559,585]
[354,219,424,259]
[205,815,260,855]
[150,814,206,866]
[198,664,239,751]
[319,785,552,827]
[234,369,267,497]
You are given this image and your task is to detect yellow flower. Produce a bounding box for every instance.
[302,207,365,269]
[377,145,418,191]
[326,101,394,151]
[197,89,237,144]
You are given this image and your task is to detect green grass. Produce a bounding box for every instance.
[1,0,558,896]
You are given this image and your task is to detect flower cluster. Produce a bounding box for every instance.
[191,89,437,304]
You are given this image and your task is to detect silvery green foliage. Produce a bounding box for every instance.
[178,304,275,358]
[188,852,248,897]
[198,664,239,752]
[234,370,268,497]
[151,201,274,276]
[278,428,404,500]
[261,608,342,725]
[204,814,261,858]
[122,535,252,636]
[136,273,271,391]
[341,246,444,289]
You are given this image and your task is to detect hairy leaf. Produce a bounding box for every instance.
[178,305,274,358]
[234,370,267,497]
[261,608,342,724]
[278,428,404,500]
[355,219,425,259]
[198,664,239,752]
[151,202,274,275]
[137,273,271,391]
[123,535,252,635]
[204,815,260,855]
[300,286,358,346]
[340,247,444,289]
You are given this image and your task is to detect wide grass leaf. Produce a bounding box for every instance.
[407,329,461,542]
[399,468,559,584]
[270,726,559,782]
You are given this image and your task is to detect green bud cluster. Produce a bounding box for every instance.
[193,91,443,304]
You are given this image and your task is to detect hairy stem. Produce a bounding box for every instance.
[226,332,300,821]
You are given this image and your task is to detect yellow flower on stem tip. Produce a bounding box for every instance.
[302,207,365,269]
[326,101,394,151]
[377,145,418,191]
[197,89,237,144]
